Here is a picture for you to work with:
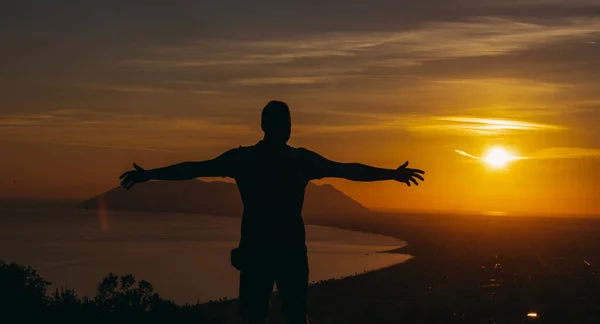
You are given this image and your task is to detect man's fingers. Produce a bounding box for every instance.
[406,180,411,187]
[399,161,409,169]
[119,171,129,179]
[120,179,129,188]
[410,168,425,174]
[126,181,136,190]
[133,163,144,171]
[410,178,419,186]
[413,173,425,181]
[121,178,134,189]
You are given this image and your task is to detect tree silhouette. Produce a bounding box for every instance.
[0,259,219,324]
[95,273,161,311]
[0,260,50,319]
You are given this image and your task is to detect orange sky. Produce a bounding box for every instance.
[1,1,599,216]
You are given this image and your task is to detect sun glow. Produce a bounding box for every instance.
[483,147,517,168]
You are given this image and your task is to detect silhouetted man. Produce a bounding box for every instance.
[119,100,425,324]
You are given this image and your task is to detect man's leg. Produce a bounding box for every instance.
[238,268,275,323]
[275,255,310,324]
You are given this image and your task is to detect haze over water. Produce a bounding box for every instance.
[0,204,410,304]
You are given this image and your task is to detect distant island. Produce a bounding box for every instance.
[82,180,371,222]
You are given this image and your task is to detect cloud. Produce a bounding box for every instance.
[430,78,571,92]
[294,122,406,136]
[455,146,600,161]
[188,90,226,95]
[492,0,600,7]
[83,84,225,95]
[406,116,564,135]
[230,76,334,86]
[108,14,600,110]
[292,109,565,137]
[0,110,252,151]
[63,142,173,153]
[455,150,480,160]
[378,17,600,60]
[0,117,50,126]
[123,50,353,68]
[0,113,76,126]
[85,84,176,94]
[125,16,600,72]
[529,147,600,159]
[435,116,562,129]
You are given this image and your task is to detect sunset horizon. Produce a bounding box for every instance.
[2,1,600,217]
[3,2,600,323]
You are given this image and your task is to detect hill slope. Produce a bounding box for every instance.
[82,180,370,220]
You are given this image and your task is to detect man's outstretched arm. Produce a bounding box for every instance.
[119,150,236,190]
[326,161,424,186]
[303,149,425,186]
[327,162,397,181]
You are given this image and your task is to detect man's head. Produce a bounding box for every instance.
[261,100,291,144]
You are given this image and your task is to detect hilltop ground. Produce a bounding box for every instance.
[195,212,600,323]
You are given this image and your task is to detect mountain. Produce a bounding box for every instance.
[82,180,370,220]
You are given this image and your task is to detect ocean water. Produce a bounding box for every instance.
[0,204,410,304]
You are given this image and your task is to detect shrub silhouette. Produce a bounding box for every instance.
[95,273,160,311]
[51,287,83,306]
[0,260,50,318]
[47,287,95,323]
[0,259,209,324]
[93,272,171,323]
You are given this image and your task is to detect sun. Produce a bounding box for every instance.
[483,147,516,168]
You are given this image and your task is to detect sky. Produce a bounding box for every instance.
[1,0,599,216]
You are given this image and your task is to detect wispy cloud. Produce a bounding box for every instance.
[293,109,564,136]
[430,78,571,92]
[112,16,600,95]
[63,142,173,153]
[380,17,600,60]
[455,150,480,160]
[407,116,564,135]
[294,122,406,136]
[82,84,225,95]
[530,147,600,159]
[0,110,252,151]
[436,116,562,130]
[123,50,353,68]
[86,84,176,94]
[126,17,600,71]
[455,147,600,162]
[463,104,595,119]
[230,76,334,86]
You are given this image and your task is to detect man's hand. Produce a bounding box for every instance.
[393,161,425,187]
[119,163,150,190]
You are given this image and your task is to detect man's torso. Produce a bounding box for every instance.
[229,141,322,254]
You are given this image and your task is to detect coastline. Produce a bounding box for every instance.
[1,206,411,306]
[193,212,420,314]
[5,204,600,322]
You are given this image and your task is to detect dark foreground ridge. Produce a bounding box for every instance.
[198,212,600,323]
[0,259,220,324]
[3,211,600,323]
